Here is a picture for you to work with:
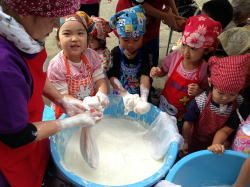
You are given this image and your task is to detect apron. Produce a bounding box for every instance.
[159,56,200,119]
[115,48,141,94]
[0,48,50,187]
[54,55,96,118]
[189,92,237,153]
[232,112,250,154]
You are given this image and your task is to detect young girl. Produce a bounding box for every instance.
[181,54,250,155]
[89,16,112,71]
[108,5,152,110]
[47,11,109,118]
[150,15,222,123]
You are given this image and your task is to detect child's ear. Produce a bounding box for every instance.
[208,77,212,87]
[204,47,214,55]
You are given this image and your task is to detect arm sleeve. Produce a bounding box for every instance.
[0,123,37,148]
[47,53,69,94]
[161,50,180,73]
[0,70,30,134]
[107,47,121,79]
[141,47,153,76]
[183,98,200,122]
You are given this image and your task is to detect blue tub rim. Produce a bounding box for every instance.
[51,134,179,187]
[44,100,179,187]
[166,150,248,182]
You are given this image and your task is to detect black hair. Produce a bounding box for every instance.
[202,0,233,29]
[131,0,144,6]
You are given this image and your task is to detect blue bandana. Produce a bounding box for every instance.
[109,5,146,38]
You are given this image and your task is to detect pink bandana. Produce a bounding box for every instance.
[4,0,80,17]
[209,54,250,93]
[182,15,222,48]
[90,16,112,41]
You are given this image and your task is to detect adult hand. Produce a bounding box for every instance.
[58,95,87,117]
[59,111,102,130]
[207,144,225,154]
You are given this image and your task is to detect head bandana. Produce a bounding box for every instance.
[182,15,222,48]
[209,53,250,93]
[109,5,146,38]
[90,16,112,41]
[59,11,94,33]
[4,0,80,17]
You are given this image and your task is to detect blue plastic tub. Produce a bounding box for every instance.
[166,150,249,187]
[43,95,179,187]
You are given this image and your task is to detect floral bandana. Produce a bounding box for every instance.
[109,5,146,38]
[90,16,112,41]
[4,0,80,17]
[0,6,44,54]
[59,11,94,33]
[182,15,222,48]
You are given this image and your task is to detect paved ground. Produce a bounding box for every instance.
[44,0,182,90]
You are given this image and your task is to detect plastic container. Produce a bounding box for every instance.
[43,95,179,187]
[166,150,249,187]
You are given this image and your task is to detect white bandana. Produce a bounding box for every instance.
[0,6,44,54]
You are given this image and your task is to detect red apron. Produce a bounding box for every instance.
[0,48,50,187]
[53,55,96,118]
[159,56,200,120]
[189,92,237,153]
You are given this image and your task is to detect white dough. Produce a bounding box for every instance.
[63,118,164,185]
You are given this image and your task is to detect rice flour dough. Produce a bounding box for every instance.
[63,118,164,185]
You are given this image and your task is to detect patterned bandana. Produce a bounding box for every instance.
[182,15,222,48]
[4,0,80,17]
[209,53,250,93]
[218,27,250,56]
[89,16,112,41]
[0,6,44,54]
[109,5,146,38]
[59,11,94,33]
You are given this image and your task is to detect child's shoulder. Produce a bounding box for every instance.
[49,50,64,66]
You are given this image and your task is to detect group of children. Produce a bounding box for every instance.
[47,0,250,160]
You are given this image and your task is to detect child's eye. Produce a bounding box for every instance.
[62,33,70,36]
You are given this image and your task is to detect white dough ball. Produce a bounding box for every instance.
[134,100,151,114]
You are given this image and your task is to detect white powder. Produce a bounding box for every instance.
[63,118,164,185]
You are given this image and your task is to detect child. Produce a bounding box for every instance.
[47,11,109,118]
[202,0,234,30]
[181,54,250,155]
[108,5,152,99]
[150,15,222,123]
[116,0,186,66]
[89,16,112,71]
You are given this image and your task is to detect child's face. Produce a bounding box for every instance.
[212,87,238,105]
[119,36,143,55]
[21,16,59,41]
[89,36,101,50]
[181,44,207,64]
[58,21,88,62]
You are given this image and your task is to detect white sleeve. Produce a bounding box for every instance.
[93,67,106,82]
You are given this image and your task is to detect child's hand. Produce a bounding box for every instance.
[150,67,163,78]
[207,144,225,154]
[96,90,109,108]
[188,83,202,97]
